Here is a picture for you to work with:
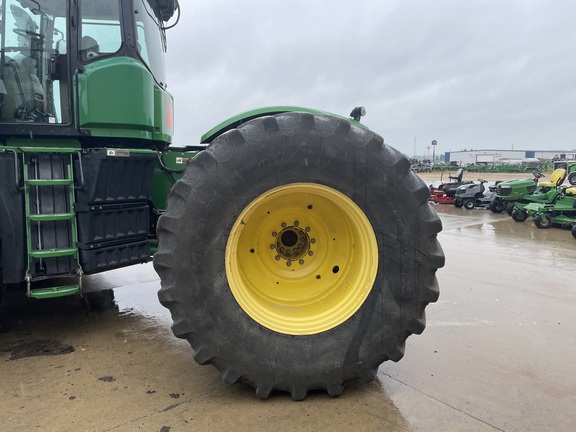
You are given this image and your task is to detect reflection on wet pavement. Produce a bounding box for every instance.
[1,204,575,431]
[381,203,576,431]
[0,265,409,431]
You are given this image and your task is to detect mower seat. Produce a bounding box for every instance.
[539,168,566,188]
[565,187,576,197]
[449,168,464,183]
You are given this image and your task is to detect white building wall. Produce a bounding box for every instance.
[447,150,576,165]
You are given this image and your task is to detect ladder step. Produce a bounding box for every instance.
[30,248,77,258]
[26,178,73,186]
[28,213,76,222]
[30,285,80,300]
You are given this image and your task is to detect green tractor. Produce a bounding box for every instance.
[0,0,444,400]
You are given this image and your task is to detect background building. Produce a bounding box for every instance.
[444,149,576,166]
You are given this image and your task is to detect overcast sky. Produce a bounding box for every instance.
[164,0,575,158]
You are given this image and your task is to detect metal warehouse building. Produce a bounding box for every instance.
[444,149,576,166]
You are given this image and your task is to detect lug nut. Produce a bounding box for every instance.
[308,251,314,256]
[305,227,310,232]
[269,244,275,249]
[281,222,287,228]
[294,220,299,226]
[272,231,277,237]
[299,259,304,265]
[275,255,281,261]
[286,261,292,267]
[311,238,316,244]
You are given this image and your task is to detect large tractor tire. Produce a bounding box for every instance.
[153,113,444,400]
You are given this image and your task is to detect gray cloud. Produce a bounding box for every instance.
[165,0,575,157]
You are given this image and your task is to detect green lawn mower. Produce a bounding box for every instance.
[510,168,567,222]
[524,187,576,230]
[490,171,544,214]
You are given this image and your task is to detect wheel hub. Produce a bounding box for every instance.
[274,223,312,263]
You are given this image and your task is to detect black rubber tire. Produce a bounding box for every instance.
[512,209,527,222]
[506,202,516,216]
[568,172,576,186]
[0,242,3,302]
[453,198,463,208]
[153,113,444,400]
[572,225,576,239]
[533,215,552,229]
[489,198,506,213]
[464,199,475,210]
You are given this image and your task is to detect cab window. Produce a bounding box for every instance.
[79,0,122,62]
[135,0,167,86]
[0,0,68,123]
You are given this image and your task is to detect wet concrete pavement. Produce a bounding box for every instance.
[1,204,575,431]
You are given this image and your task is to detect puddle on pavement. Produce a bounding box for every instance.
[8,339,75,360]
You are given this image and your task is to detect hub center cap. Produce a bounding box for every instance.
[276,225,310,260]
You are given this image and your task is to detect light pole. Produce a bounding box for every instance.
[431,140,437,164]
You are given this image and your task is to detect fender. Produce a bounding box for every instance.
[200,106,362,143]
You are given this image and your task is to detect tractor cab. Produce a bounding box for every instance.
[0,0,177,146]
[0,0,180,297]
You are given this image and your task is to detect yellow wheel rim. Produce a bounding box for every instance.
[225,183,378,335]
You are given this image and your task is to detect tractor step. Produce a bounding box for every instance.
[25,178,74,186]
[29,248,78,258]
[29,284,81,300]
[28,212,76,222]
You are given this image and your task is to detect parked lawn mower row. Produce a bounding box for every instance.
[428,169,503,210]
[508,169,576,239]
[428,163,576,239]
[428,169,472,205]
